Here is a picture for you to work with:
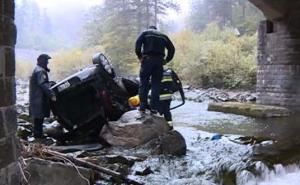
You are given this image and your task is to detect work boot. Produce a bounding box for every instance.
[150,110,158,116]
[167,121,173,130]
[136,109,146,120]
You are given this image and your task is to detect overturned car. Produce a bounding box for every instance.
[50,53,184,142]
[50,54,138,140]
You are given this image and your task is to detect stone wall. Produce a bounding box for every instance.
[256,1,300,110]
[0,0,21,184]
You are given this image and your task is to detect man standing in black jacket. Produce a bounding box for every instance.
[29,54,56,139]
[135,26,175,118]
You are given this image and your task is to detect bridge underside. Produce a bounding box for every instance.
[250,0,300,110]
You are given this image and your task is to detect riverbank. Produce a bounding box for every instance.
[16,80,300,185]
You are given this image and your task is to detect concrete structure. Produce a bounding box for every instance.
[250,0,300,110]
[0,0,21,184]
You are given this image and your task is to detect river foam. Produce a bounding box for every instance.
[245,163,300,185]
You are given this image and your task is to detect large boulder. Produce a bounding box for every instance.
[100,110,171,148]
[142,130,187,156]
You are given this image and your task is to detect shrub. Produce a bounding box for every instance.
[49,46,105,80]
[16,60,33,80]
[170,23,257,89]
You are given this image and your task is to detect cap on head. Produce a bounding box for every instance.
[37,54,51,62]
[149,25,157,30]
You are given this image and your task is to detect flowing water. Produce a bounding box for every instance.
[129,101,300,185]
[16,81,300,184]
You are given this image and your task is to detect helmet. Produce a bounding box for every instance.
[37,54,51,62]
[128,95,140,107]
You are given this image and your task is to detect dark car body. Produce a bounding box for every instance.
[50,54,139,137]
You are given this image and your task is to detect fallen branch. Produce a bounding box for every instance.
[42,149,143,185]
[21,143,143,185]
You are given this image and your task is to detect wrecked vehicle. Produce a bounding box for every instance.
[50,53,185,142]
[50,53,139,140]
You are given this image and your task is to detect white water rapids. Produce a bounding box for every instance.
[244,163,300,185]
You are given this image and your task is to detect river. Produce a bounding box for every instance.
[16,81,300,184]
[128,100,300,184]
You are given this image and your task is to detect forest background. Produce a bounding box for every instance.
[16,0,264,89]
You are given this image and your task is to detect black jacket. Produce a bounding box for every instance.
[29,65,55,118]
[135,29,175,62]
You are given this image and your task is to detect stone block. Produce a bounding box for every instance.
[0,0,15,18]
[0,17,16,46]
[0,111,5,139]
[0,138,16,168]
[25,158,92,185]
[5,48,15,77]
[3,106,17,136]
[0,78,16,106]
[0,162,20,185]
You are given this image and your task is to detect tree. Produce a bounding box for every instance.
[82,0,179,74]
[15,0,59,50]
[188,0,264,34]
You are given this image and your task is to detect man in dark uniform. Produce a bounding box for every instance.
[29,54,56,139]
[135,26,175,118]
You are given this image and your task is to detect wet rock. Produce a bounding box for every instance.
[105,155,135,166]
[25,158,93,185]
[181,88,257,103]
[144,130,187,156]
[44,122,65,139]
[100,110,170,148]
[32,137,55,145]
[18,113,31,123]
[231,93,257,102]
[18,120,32,128]
[233,136,272,145]
[17,126,32,139]
[16,104,28,114]
[159,131,187,155]
[208,102,290,118]
[135,166,153,176]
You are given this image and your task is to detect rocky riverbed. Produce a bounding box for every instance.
[16,80,300,185]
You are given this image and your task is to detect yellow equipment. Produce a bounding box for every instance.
[128,95,140,107]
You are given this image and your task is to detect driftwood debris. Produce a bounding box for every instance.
[22,144,143,185]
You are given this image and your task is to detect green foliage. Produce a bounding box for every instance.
[16,60,33,80]
[170,23,257,89]
[231,1,264,35]
[82,0,179,75]
[49,46,105,80]
[188,0,264,35]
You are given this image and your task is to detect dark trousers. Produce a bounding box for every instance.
[33,118,44,138]
[159,100,172,121]
[139,56,163,111]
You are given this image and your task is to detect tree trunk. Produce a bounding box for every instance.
[154,0,158,27]
[146,0,150,28]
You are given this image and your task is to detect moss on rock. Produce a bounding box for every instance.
[208,102,290,118]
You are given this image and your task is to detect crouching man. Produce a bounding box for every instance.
[158,69,174,129]
[29,54,56,139]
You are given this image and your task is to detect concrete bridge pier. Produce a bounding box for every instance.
[251,0,300,111]
[0,0,21,184]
